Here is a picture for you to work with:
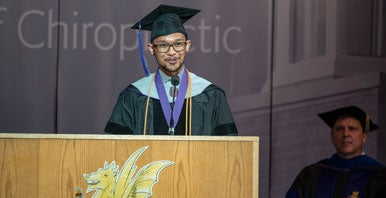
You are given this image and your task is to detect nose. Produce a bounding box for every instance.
[342,127,351,137]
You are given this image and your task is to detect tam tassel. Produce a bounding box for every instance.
[137,21,150,76]
[365,114,370,132]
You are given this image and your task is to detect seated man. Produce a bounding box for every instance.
[286,106,386,198]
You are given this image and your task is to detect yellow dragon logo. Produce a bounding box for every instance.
[82,146,174,198]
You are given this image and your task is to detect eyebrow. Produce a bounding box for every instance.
[334,125,360,130]
[154,37,185,43]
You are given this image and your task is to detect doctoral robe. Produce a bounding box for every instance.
[286,154,386,198]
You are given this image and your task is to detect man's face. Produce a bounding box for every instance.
[148,32,191,76]
[330,117,367,159]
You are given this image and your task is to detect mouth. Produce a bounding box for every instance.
[166,57,178,64]
[86,180,100,185]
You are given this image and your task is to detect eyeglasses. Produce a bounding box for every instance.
[152,41,187,53]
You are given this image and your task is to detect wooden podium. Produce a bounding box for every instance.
[0,133,259,198]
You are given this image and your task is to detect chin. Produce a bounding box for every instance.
[166,65,182,73]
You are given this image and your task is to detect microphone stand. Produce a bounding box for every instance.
[168,75,179,135]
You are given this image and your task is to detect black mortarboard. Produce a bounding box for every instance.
[132,4,200,42]
[318,106,379,132]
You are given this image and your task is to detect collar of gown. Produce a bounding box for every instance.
[132,66,212,102]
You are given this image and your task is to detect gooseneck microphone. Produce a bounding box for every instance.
[168,75,180,135]
[171,75,180,87]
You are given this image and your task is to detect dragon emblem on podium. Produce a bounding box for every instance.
[81,146,174,198]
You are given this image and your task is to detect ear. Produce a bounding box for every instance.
[147,43,155,55]
[362,132,368,144]
[185,40,191,53]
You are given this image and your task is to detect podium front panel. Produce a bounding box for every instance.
[0,134,259,198]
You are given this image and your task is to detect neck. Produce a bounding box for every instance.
[159,65,184,76]
[336,151,364,159]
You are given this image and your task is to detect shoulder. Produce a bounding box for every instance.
[202,84,226,94]
[117,74,155,98]
[292,160,333,180]
[199,84,228,100]
[116,84,150,104]
[319,154,384,170]
[300,163,324,174]
[130,74,154,95]
[118,84,142,98]
[189,72,226,95]
[361,155,384,167]
[189,72,213,97]
[288,163,322,193]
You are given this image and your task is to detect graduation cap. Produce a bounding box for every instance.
[131,4,200,76]
[318,106,379,132]
[132,4,200,42]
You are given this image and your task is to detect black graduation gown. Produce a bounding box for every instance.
[286,154,386,198]
[104,84,238,136]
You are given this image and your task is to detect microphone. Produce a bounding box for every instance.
[171,75,180,87]
[168,75,180,135]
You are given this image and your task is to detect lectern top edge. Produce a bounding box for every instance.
[0,133,259,142]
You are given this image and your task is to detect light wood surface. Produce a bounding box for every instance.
[0,133,259,198]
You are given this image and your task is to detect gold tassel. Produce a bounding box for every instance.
[365,114,370,132]
[143,74,156,135]
[189,72,192,136]
[351,191,359,198]
[184,70,192,136]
